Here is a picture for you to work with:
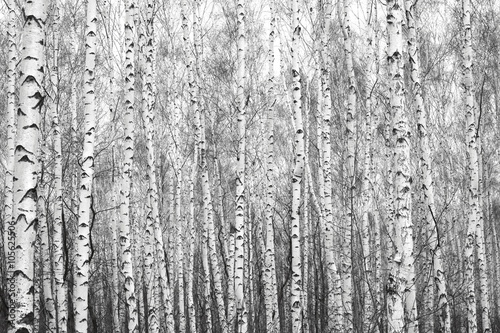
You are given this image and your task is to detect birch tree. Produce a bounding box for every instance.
[340,1,355,328]
[290,0,304,331]
[119,1,139,331]
[234,1,248,331]
[263,3,280,332]
[4,0,17,314]
[386,0,418,332]
[73,0,97,330]
[462,1,492,332]
[319,1,343,330]
[7,0,46,332]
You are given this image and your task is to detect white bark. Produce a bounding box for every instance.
[235,1,248,331]
[263,4,280,332]
[3,0,17,308]
[8,0,46,332]
[73,0,97,330]
[476,158,491,333]
[119,1,139,331]
[202,236,213,332]
[187,164,197,333]
[361,1,378,330]
[340,1,355,330]
[290,0,304,331]
[319,3,343,331]
[462,0,478,332]
[386,1,418,332]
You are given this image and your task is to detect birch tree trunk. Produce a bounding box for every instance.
[340,1,355,328]
[119,1,139,331]
[462,0,479,332]
[290,0,304,331]
[264,3,280,332]
[476,149,491,333]
[361,1,378,329]
[3,0,17,307]
[319,2,342,331]
[235,1,248,331]
[73,0,97,330]
[386,1,418,332]
[405,1,451,332]
[202,234,213,333]
[187,164,197,333]
[7,0,46,332]
[186,3,199,332]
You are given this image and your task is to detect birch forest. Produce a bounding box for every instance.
[2,0,500,332]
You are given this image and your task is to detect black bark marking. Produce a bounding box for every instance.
[23,123,39,130]
[22,75,36,86]
[21,188,37,202]
[19,155,35,164]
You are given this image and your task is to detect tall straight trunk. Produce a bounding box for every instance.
[111,186,121,333]
[476,148,491,333]
[290,0,304,331]
[386,1,418,333]
[49,6,68,332]
[140,5,158,333]
[387,0,418,333]
[179,3,191,329]
[263,3,280,332]
[119,1,139,332]
[462,1,479,332]
[302,85,311,333]
[68,16,79,311]
[202,235,213,332]
[361,2,378,330]
[7,1,46,332]
[319,2,342,331]
[476,98,491,333]
[187,164,197,333]
[186,4,199,332]
[144,193,159,333]
[3,0,17,305]
[405,2,451,332]
[340,1,355,330]
[227,227,236,326]
[235,1,248,331]
[175,168,186,333]
[73,0,97,330]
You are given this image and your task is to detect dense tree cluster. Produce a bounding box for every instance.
[1,0,500,333]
